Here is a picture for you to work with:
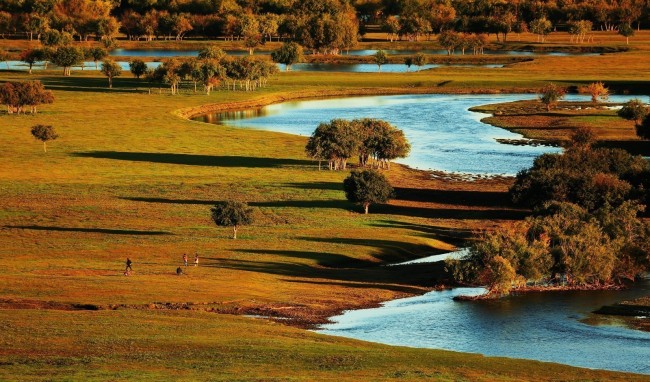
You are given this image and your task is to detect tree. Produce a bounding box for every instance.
[100,60,122,88]
[618,23,634,45]
[538,83,566,111]
[581,82,609,103]
[0,81,54,114]
[88,47,108,70]
[374,49,388,72]
[31,124,58,152]
[438,30,460,55]
[413,53,427,69]
[530,17,552,43]
[305,119,359,170]
[129,59,148,79]
[19,49,40,74]
[343,170,394,214]
[618,99,647,126]
[637,115,650,140]
[404,56,413,72]
[51,46,83,76]
[271,42,303,71]
[198,46,226,61]
[210,201,254,239]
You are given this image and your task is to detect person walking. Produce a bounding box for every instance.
[194,253,199,267]
[183,253,188,266]
[125,258,133,275]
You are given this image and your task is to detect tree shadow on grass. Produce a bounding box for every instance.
[297,236,445,264]
[38,76,147,93]
[283,182,343,191]
[120,195,524,219]
[597,140,650,156]
[72,151,313,168]
[202,256,447,291]
[3,225,172,235]
[394,187,512,207]
[370,220,475,246]
[235,249,372,268]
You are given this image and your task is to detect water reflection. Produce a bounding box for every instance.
[194,108,272,124]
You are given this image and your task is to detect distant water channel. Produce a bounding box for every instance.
[318,276,650,374]
[192,94,640,175]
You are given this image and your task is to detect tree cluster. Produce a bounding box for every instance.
[143,49,277,94]
[1,0,645,51]
[618,99,650,140]
[306,118,410,171]
[0,80,54,114]
[448,131,650,295]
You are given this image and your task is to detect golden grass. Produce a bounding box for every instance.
[0,48,649,379]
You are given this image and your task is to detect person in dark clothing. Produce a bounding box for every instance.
[125,258,133,272]
[176,266,183,276]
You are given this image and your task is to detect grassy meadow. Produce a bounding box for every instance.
[1,31,650,380]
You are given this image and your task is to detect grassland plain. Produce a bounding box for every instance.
[1,32,650,381]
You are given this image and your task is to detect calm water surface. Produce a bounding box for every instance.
[108,48,599,57]
[318,277,650,374]
[193,94,640,175]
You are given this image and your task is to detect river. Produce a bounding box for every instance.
[318,276,650,374]
[193,93,641,175]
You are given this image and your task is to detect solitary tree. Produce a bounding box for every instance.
[581,82,609,103]
[413,53,427,69]
[210,201,254,239]
[19,49,41,74]
[100,60,122,88]
[129,59,148,79]
[51,46,83,76]
[404,56,413,72]
[618,23,634,45]
[539,83,566,111]
[31,124,58,152]
[89,47,108,70]
[271,42,303,71]
[618,99,647,126]
[343,170,394,214]
[374,49,388,72]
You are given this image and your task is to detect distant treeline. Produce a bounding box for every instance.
[0,1,647,50]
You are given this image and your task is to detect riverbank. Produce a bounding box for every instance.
[595,296,650,332]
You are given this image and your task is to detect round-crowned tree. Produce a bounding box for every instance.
[343,170,394,214]
[618,99,647,126]
[31,124,58,152]
[100,59,122,88]
[374,49,388,72]
[210,201,254,239]
[539,83,566,111]
[271,42,303,71]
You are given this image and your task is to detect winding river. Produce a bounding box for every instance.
[193,93,639,175]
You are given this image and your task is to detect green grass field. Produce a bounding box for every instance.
[1,31,650,380]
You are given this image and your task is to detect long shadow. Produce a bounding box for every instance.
[597,140,650,156]
[201,257,448,291]
[72,151,313,168]
[121,195,524,219]
[284,182,343,191]
[236,249,371,268]
[37,76,147,93]
[3,225,172,235]
[394,187,512,207]
[373,204,528,220]
[297,236,443,264]
[371,220,474,245]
